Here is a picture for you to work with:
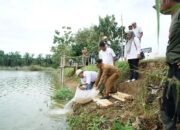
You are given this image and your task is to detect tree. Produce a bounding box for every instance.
[51,26,74,66]
[23,52,34,66]
[94,15,125,53]
[0,50,4,66]
[73,27,99,56]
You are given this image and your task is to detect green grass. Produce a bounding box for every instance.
[68,112,134,130]
[53,86,74,101]
[64,68,75,77]
[116,61,129,82]
[28,65,43,71]
[82,64,98,71]
[112,119,133,130]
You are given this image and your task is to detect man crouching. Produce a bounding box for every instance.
[94,59,120,99]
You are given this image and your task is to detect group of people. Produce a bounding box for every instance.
[76,23,143,99]
[76,0,180,129]
[76,59,120,99]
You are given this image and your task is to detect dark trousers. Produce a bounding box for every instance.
[128,59,139,80]
[86,82,95,90]
[160,63,180,130]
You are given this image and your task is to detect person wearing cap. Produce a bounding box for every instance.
[98,40,116,66]
[76,69,98,90]
[132,22,143,42]
[102,36,111,47]
[157,0,180,130]
[94,59,120,99]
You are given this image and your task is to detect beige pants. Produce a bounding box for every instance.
[103,72,120,97]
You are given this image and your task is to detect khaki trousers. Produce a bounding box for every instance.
[103,72,120,97]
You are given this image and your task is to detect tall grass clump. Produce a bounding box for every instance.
[116,61,130,82]
[53,86,74,101]
[29,65,43,71]
[83,64,98,71]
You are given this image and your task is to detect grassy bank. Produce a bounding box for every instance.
[49,68,75,102]
[66,58,167,130]
[0,65,55,71]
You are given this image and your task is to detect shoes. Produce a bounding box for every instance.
[126,80,131,83]
[126,79,136,83]
[131,79,136,82]
[101,96,110,99]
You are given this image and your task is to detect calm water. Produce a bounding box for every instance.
[0,70,69,130]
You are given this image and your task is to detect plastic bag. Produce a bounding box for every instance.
[72,86,99,104]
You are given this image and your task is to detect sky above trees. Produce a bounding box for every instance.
[0,0,171,56]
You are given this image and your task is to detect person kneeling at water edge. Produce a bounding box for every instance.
[94,59,120,99]
[76,69,98,90]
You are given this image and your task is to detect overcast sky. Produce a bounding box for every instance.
[0,0,171,56]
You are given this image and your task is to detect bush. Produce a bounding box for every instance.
[29,65,43,71]
[64,68,75,77]
[83,64,98,71]
[53,87,74,101]
[116,61,130,82]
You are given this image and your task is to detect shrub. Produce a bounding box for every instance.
[53,87,74,101]
[29,65,43,71]
[116,61,130,82]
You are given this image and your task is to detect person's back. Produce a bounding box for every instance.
[80,71,98,85]
[76,69,98,90]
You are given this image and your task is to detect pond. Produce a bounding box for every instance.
[0,70,69,130]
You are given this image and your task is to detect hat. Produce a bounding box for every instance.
[102,36,107,40]
[76,69,83,76]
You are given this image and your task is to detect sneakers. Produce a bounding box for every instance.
[126,80,131,83]
[126,79,136,83]
[131,79,136,82]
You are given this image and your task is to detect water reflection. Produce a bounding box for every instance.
[0,70,69,130]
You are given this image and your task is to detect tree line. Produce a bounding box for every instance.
[0,50,53,67]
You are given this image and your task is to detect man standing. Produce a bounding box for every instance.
[82,47,88,65]
[159,0,180,130]
[99,41,116,66]
[132,22,143,42]
[76,69,98,90]
[94,59,120,99]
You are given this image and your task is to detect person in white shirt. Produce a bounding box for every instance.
[124,31,141,82]
[76,69,98,90]
[132,22,143,42]
[99,41,116,66]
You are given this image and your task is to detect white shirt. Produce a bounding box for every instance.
[124,37,141,60]
[80,71,98,84]
[99,47,116,66]
[133,27,143,39]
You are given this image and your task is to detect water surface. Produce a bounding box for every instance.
[0,70,69,130]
